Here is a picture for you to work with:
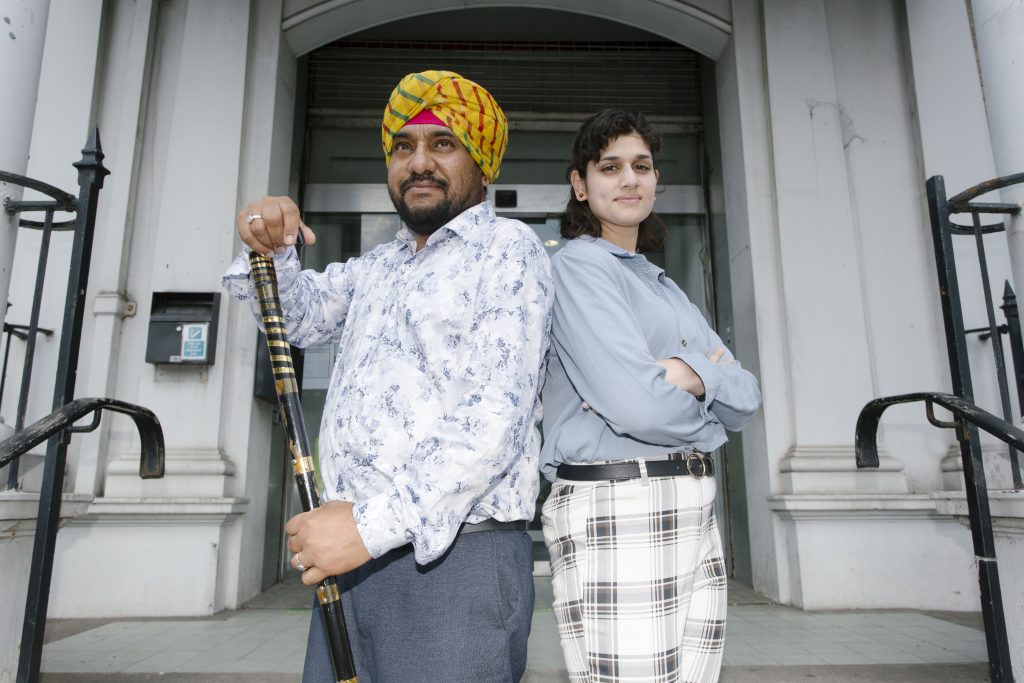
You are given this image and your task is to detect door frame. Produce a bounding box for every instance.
[304,183,706,215]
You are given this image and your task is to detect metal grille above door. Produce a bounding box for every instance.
[306,41,703,119]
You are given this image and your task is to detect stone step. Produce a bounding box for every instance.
[39,663,991,682]
[37,579,990,682]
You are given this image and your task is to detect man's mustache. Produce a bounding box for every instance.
[400,173,448,193]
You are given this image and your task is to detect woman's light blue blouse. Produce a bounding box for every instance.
[540,236,762,479]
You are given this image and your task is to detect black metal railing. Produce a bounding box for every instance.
[0,398,164,475]
[0,169,76,490]
[0,130,165,683]
[938,173,1024,490]
[0,323,54,437]
[856,393,1014,681]
[0,399,164,683]
[856,172,1024,683]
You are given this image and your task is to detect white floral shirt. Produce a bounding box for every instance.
[223,202,553,563]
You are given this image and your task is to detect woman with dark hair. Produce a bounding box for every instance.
[540,110,762,683]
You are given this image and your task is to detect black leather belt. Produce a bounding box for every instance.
[556,452,715,481]
[458,518,530,535]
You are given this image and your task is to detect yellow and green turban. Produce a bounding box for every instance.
[382,70,509,182]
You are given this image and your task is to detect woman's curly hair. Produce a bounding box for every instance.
[560,109,666,253]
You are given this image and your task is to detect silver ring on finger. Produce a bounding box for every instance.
[295,553,306,573]
[246,213,263,225]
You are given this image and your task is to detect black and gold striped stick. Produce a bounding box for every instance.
[249,251,358,683]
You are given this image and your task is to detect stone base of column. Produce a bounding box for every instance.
[7,451,47,493]
[769,494,980,610]
[105,449,236,498]
[941,443,1020,491]
[46,496,248,618]
[779,445,908,494]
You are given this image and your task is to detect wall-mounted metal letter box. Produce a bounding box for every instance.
[145,292,220,365]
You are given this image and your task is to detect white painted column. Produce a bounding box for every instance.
[957,5,1024,675]
[103,0,252,501]
[763,0,906,495]
[0,3,51,677]
[0,0,50,334]
[69,0,157,496]
[825,1,954,497]
[219,0,293,608]
[755,0,996,612]
[0,0,50,397]
[715,0,791,603]
[7,0,105,493]
[904,0,1014,490]
[973,0,1024,298]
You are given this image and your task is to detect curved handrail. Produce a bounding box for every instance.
[0,170,77,208]
[944,173,1024,234]
[948,172,1024,209]
[855,391,1024,469]
[1,170,79,230]
[0,397,164,478]
[856,390,1019,680]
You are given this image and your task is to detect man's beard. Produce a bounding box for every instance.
[390,173,480,236]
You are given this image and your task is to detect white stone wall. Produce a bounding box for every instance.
[734,0,998,610]
[973,0,1024,310]
[0,0,290,618]
[3,0,101,484]
[0,0,51,337]
[827,1,952,494]
[904,0,1013,458]
[715,0,790,603]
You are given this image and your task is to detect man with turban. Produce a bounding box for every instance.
[224,71,552,682]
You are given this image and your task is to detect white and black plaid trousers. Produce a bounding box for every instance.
[542,471,726,683]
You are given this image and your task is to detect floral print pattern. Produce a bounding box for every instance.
[224,202,553,563]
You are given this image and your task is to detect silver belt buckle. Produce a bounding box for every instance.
[685,452,707,478]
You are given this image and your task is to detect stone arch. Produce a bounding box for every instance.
[281,0,732,59]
